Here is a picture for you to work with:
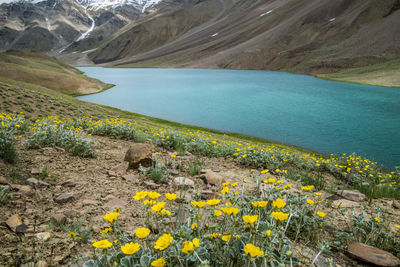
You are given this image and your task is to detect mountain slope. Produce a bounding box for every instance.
[0,50,110,95]
[87,0,400,86]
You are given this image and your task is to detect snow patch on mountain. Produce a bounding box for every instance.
[76,0,163,12]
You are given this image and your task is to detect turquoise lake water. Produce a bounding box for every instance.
[77,67,400,168]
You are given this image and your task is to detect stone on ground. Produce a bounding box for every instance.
[0,176,9,185]
[336,190,367,202]
[203,170,224,186]
[103,198,127,210]
[332,199,361,209]
[6,214,26,233]
[174,177,195,189]
[36,232,51,241]
[54,193,76,203]
[124,143,154,169]
[348,242,400,266]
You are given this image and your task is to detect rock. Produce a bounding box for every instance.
[348,242,400,266]
[10,184,32,196]
[107,170,116,177]
[392,200,400,209]
[61,180,76,187]
[336,190,367,202]
[51,214,66,225]
[83,199,99,206]
[144,181,161,189]
[6,214,27,233]
[121,173,138,181]
[104,198,127,209]
[332,199,361,209]
[0,176,9,185]
[63,210,77,218]
[204,170,225,186]
[36,232,51,241]
[174,177,195,189]
[124,143,154,169]
[111,162,129,174]
[27,178,49,189]
[31,168,40,175]
[54,193,76,203]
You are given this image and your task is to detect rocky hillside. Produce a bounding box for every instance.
[0,58,400,266]
[89,0,400,86]
[0,0,193,55]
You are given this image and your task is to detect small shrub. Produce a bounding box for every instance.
[0,185,10,203]
[188,159,203,176]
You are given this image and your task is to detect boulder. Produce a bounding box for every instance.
[174,177,195,189]
[203,170,225,186]
[348,242,400,266]
[54,193,76,203]
[124,143,154,169]
[336,190,367,202]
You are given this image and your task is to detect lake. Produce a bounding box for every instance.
[78,67,400,168]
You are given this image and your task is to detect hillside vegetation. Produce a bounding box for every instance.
[0,50,111,95]
[1,53,400,266]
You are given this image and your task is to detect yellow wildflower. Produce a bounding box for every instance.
[314,192,323,196]
[271,212,290,221]
[210,233,221,239]
[374,217,381,223]
[121,242,140,255]
[214,210,222,216]
[191,201,207,208]
[243,215,258,225]
[222,235,231,242]
[306,199,315,205]
[165,193,177,201]
[265,230,272,237]
[154,233,173,251]
[151,258,166,267]
[221,187,229,194]
[220,207,240,215]
[104,212,119,223]
[100,227,112,234]
[92,239,113,249]
[244,243,264,258]
[133,191,148,201]
[151,202,166,212]
[251,200,268,208]
[395,225,400,229]
[261,169,269,174]
[301,185,315,191]
[191,223,198,230]
[113,207,121,213]
[206,199,221,206]
[134,227,150,239]
[231,182,238,187]
[272,198,286,209]
[148,191,161,200]
[69,232,77,238]
[317,211,326,218]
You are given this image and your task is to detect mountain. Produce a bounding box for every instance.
[0,0,185,55]
[88,0,400,79]
[1,0,399,86]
